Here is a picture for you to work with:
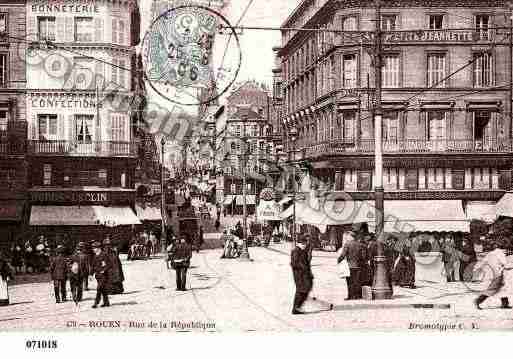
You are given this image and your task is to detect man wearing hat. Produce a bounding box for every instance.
[76,242,90,292]
[170,235,192,291]
[91,241,111,308]
[290,235,313,314]
[338,224,367,300]
[49,245,68,303]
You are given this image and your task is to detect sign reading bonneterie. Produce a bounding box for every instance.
[30,1,100,14]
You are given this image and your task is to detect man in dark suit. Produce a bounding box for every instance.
[291,235,313,314]
[91,241,111,308]
[338,229,367,300]
[49,245,67,303]
[171,236,192,291]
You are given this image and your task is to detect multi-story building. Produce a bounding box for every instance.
[279,0,513,241]
[0,0,27,250]
[25,0,141,248]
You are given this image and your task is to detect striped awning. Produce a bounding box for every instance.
[30,206,141,226]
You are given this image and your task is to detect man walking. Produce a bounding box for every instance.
[338,228,367,300]
[69,245,86,303]
[49,245,67,303]
[170,236,192,291]
[91,241,111,308]
[291,235,313,314]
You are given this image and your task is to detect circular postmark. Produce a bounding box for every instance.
[142,4,242,107]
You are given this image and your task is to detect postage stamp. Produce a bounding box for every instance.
[3,1,513,355]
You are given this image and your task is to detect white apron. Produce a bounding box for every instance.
[0,277,9,305]
[493,256,513,299]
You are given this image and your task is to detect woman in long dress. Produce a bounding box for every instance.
[0,252,14,306]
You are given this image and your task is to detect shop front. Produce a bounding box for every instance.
[28,189,140,253]
[0,200,26,251]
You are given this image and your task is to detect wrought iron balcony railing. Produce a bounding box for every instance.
[28,140,138,157]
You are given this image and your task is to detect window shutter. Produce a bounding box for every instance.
[58,114,65,139]
[69,115,76,142]
[27,16,36,37]
[466,111,473,140]
[95,61,104,89]
[419,111,427,140]
[112,18,118,44]
[56,17,65,42]
[65,18,74,42]
[29,113,36,140]
[94,18,104,42]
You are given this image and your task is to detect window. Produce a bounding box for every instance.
[475,15,490,40]
[382,54,400,88]
[75,17,93,42]
[427,53,446,87]
[342,16,357,31]
[0,108,8,131]
[342,111,355,141]
[38,114,58,140]
[38,17,56,41]
[427,111,446,141]
[111,114,126,141]
[429,15,444,30]
[43,164,52,186]
[382,15,397,31]
[342,54,357,88]
[111,59,127,89]
[473,52,493,87]
[0,53,6,86]
[75,115,94,144]
[0,13,7,33]
[383,112,399,141]
[112,19,125,45]
[73,57,91,89]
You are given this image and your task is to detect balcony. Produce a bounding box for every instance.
[303,138,513,158]
[28,140,138,157]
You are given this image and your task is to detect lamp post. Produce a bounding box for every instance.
[239,121,251,261]
[289,126,298,246]
[161,137,167,254]
[371,0,392,300]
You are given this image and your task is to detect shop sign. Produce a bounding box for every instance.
[31,98,97,109]
[30,2,100,14]
[31,191,109,204]
[256,200,281,221]
[383,30,475,43]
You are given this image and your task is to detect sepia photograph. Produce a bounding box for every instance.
[1,1,513,349]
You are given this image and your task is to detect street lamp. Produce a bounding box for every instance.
[161,137,167,254]
[289,126,298,246]
[239,121,251,261]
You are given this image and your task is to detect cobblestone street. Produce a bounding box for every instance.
[2,244,513,332]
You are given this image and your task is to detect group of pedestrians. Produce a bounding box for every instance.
[8,236,51,274]
[49,238,124,308]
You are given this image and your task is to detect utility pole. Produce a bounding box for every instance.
[371,0,392,300]
[161,137,167,253]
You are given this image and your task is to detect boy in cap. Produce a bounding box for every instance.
[49,245,68,303]
[91,241,111,308]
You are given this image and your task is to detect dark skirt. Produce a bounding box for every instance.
[393,256,415,287]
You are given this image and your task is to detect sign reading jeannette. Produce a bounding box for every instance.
[384,30,475,43]
[31,1,100,14]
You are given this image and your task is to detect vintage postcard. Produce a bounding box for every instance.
[1,0,513,342]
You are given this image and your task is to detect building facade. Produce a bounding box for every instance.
[279,0,513,239]
[0,0,27,250]
[25,0,141,248]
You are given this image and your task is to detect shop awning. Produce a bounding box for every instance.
[0,201,24,221]
[465,202,497,223]
[496,193,513,218]
[235,195,256,206]
[30,206,141,226]
[135,204,162,222]
[223,195,234,205]
[366,200,470,233]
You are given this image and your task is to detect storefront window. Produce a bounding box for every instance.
[0,108,8,131]
[43,164,52,186]
[38,17,56,41]
[38,114,58,141]
[0,13,7,33]
[76,115,94,144]
[75,17,93,42]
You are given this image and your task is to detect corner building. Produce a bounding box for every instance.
[0,0,27,251]
[25,0,141,249]
[280,0,513,242]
